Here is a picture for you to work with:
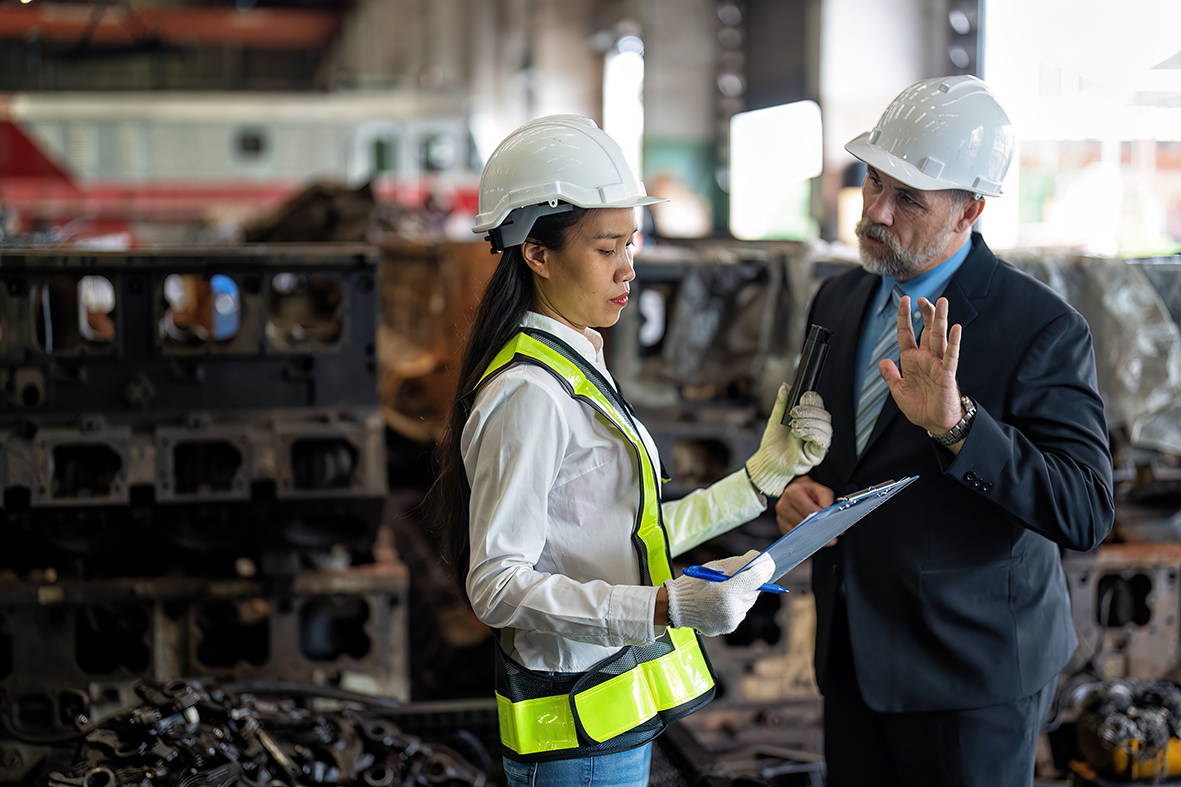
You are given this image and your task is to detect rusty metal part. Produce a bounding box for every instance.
[1063,543,1181,680]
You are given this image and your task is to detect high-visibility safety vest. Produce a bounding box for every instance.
[472,327,717,762]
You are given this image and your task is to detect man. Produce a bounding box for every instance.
[775,75,1115,785]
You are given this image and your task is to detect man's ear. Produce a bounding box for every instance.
[521,241,550,279]
[956,198,986,233]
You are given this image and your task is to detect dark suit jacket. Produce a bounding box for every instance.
[806,233,1115,712]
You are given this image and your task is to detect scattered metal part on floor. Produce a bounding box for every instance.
[1075,678,1181,780]
[670,700,827,786]
[35,679,489,787]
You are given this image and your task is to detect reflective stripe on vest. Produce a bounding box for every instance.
[475,328,716,759]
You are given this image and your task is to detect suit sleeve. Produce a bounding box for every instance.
[943,310,1115,551]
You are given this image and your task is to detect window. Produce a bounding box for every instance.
[371,136,394,177]
[236,128,268,160]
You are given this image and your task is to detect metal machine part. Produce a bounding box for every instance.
[0,246,388,574]
[1062,543,1181,682]
[0,246,407,785]
[1075,679,1181,780]
[0,558,409,756]
[27,679,489,787]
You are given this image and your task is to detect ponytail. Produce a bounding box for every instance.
[430,206,588,585]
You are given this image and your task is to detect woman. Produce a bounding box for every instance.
[432,115,831,786]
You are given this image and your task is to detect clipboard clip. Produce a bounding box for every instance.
[835,480,896,508]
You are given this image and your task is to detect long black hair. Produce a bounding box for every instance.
[430,205,589,585]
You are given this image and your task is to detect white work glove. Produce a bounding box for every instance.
[664,551,776,637]
[745,384,832,497]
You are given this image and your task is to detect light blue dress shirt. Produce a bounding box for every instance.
[853,238,972,398]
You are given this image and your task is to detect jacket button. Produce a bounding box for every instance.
[964,471,977,482]
[981,482,993,492]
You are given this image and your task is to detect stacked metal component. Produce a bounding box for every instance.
[0,245,389,571]
[0,246,405,785]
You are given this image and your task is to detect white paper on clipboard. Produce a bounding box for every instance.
[738,475,918,584]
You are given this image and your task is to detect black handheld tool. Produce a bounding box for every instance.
[781,324,832,425]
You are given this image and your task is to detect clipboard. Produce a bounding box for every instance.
[738,475,918,584]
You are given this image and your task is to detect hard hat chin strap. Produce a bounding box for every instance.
[485,201,575,254]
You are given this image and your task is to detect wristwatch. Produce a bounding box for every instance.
[928,395,976,446]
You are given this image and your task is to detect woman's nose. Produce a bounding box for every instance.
[619,255,636,282]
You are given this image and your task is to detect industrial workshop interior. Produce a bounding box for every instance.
[1,0,1180,785]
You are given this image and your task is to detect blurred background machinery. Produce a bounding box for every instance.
[0,245,412,782]
[0,92,480,248]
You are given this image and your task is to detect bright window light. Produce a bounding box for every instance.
[603,36,645,179]
[729,100,823,241]
[984,0,1181,256]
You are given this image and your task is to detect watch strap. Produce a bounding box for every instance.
[928,395,976,446]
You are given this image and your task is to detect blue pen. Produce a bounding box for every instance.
[682,565,787,594]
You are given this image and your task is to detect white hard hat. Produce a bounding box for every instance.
[472,115,666,251]
[845,75,1014,198]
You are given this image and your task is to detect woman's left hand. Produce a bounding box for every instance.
[744,384,832,497]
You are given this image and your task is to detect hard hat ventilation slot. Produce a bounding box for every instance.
[917,157,944,178]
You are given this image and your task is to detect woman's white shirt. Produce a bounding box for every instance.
[462,312,767,673]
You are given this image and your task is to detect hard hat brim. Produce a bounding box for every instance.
[471,194,668,234]
[845,132,1003,197]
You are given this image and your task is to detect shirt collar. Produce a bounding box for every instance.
[521,311,605,364]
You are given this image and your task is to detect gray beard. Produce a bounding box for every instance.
[856,220,952,280]
[859,249,922,279]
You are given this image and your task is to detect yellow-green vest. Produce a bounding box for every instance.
[472,328,717,762]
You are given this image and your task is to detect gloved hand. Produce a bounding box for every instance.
[664,550,776,637]
[745,385,832,497]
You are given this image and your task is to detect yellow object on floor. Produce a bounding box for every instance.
[1078,723,1181,780]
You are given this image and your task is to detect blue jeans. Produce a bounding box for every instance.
[502,743,653,787]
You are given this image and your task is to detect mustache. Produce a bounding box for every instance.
[855,220,898,251]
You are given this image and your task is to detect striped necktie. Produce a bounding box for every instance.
[855,285,905,455]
